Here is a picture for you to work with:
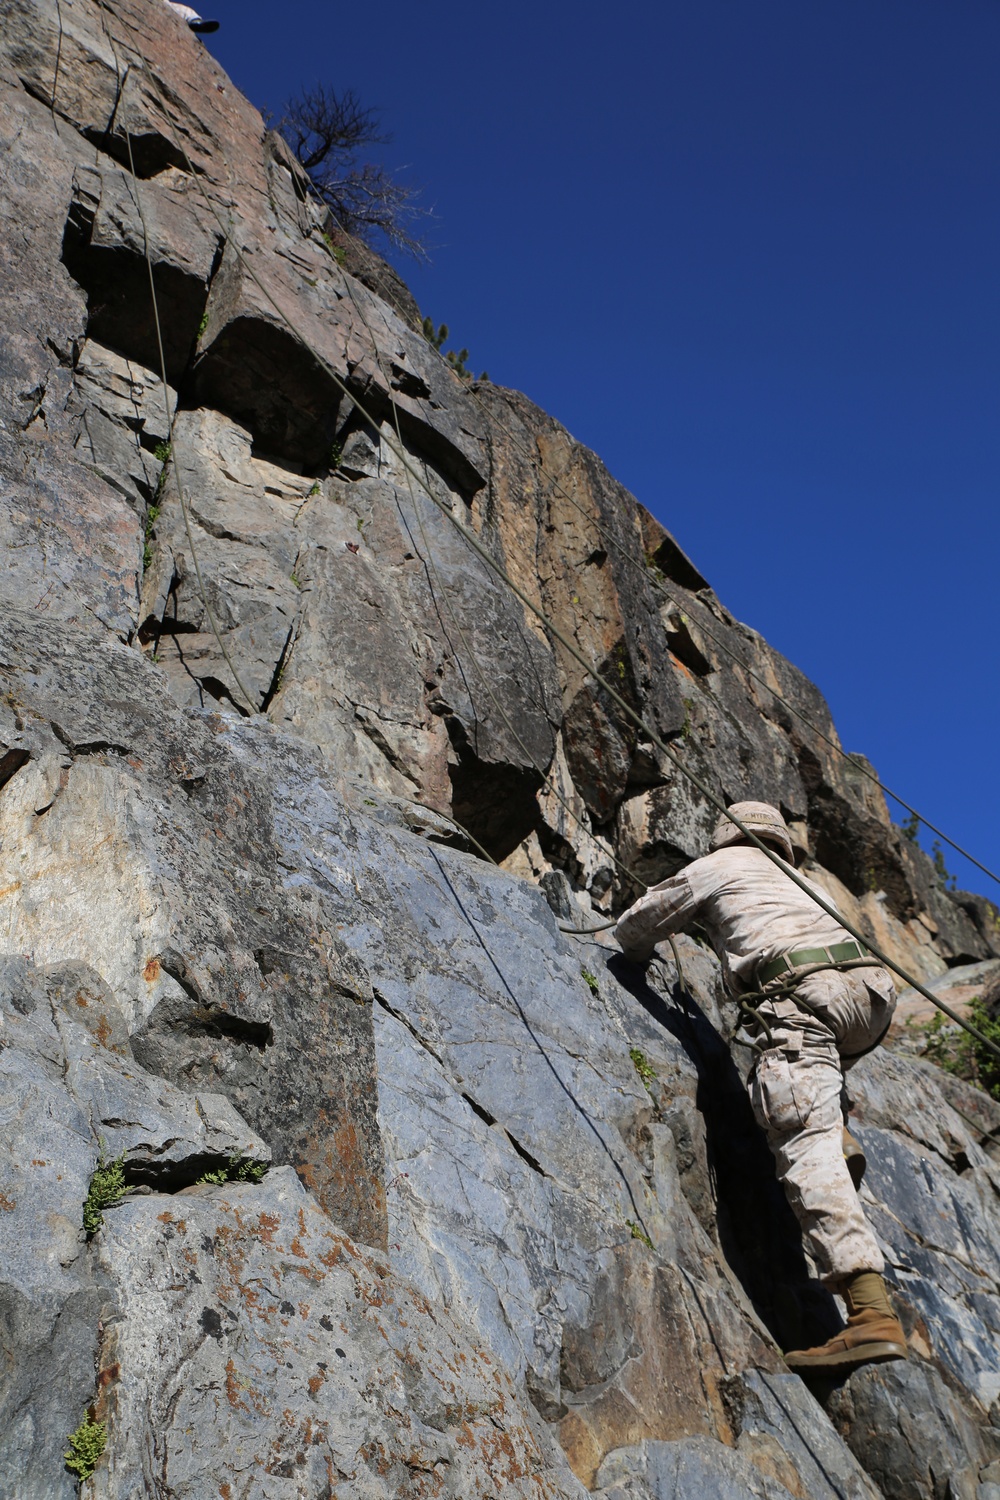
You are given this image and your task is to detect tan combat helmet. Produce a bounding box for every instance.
[709,801,793,861]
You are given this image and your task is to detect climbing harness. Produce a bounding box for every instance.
[731,956,889,1055]
[89,8,1000,1069]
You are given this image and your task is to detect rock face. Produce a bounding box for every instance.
[2,2,1000,1496]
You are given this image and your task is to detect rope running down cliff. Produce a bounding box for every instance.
[96,5,258,715]
[333,241,650,905]
[97,7,640,909]
[101,15,1000,1065]
[297,204,1000,895]
[99,6,1000,896]
[334,251,1000,896]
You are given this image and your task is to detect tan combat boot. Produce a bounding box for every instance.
[843,1125,866,1190]
[784,1271,908,1373]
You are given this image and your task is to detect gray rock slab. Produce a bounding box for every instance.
[856,1123,1000,1401]
[0,609,384,1247]
[593,1435,798,1500]
[824,1357,1000,1500]
[92,1168,586,1499]
[725,1370,883,1500]
[0,970,263,1497]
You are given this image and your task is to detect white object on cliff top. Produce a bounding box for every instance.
[163,1,219,33]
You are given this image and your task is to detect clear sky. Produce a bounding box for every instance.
[199,0,1000,900]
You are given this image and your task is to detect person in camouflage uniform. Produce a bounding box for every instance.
[614,800,908,1372]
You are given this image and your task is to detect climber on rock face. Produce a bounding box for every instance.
[614,800,909,1374]
[163,1,220,34]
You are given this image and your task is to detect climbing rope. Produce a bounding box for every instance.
[334,236,648,908]
[307,221,1000,894]
[94,10,1000,1067]
[728,957,890,1055]
[557,917,620,935]
[97,3,258,715]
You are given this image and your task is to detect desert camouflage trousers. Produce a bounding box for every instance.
[747,963,896,1285]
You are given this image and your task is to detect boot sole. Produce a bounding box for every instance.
[785,1341,907,1372]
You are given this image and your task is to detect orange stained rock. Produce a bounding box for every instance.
[257,1211,280,1242]
[224,1357,248,1413]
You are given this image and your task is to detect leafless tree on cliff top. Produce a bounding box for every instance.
[280,84,430,260]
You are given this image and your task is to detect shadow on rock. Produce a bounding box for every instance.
[608,952,843,1355]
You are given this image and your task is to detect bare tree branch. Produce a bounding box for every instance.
[279,84,430,260]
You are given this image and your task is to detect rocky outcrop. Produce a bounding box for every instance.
[2,2,1000,1496]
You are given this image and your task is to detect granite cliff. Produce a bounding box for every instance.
[2,3,1000,1496]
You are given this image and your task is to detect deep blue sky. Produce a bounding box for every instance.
[202,0,999,899]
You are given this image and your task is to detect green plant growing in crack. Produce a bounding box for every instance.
[321,232,347,266]
[329,440,343,471]
[64,1413,106,1482]
[197,1155,270,1187]
[143,442,172,573]
[82,1149,127,1236]
[629,1046,657,1091]
[626,1219,653,1249]
[197,310,210,338]
[581,967,600,996]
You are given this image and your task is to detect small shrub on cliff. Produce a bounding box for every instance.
[280,84,429,259]
[931,840,957,891]
[421,318,488,382]
[64,1413,106,1481]
[920,1000,1000,1100]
